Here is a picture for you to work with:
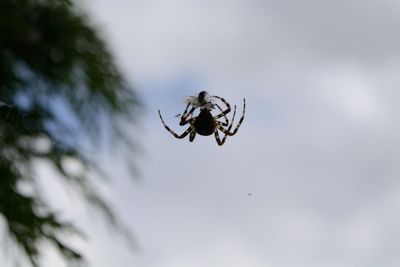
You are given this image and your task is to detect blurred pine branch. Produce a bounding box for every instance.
[0,0,140,266]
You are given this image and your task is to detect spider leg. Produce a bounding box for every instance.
[158,110,193,139]
[214,129,224,146]
[212,95,231,120]
[217,98,246,136]
[180,104,196,126]
[189,129,196,142]
[228,104,237,129]
[214,106,236,146]
[181,102,192,116]
[214,103,229,126]
[219,104,237,144]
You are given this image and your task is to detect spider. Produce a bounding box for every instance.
[158,92,246,146]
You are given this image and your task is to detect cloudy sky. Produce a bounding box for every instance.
[26,0,400,266]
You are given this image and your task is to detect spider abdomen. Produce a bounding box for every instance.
[194,109,216,136]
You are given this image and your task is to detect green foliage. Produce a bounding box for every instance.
[0,0,139,266]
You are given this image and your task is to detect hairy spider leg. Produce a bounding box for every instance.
[220,104,237,144]
[217,98,246,136]
[179,103,196,126]
[183,104,197,142]
[214,103,229,126]
[158,110,193,139]
[214,104,237,146]
[189,129,196,142]
[212,96,231,120]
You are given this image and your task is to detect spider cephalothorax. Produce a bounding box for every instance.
[158,93,245,146]
[183,90,216,110]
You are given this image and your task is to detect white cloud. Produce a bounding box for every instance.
[84,0,400,84]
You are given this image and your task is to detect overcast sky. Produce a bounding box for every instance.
[25,0,400,266]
